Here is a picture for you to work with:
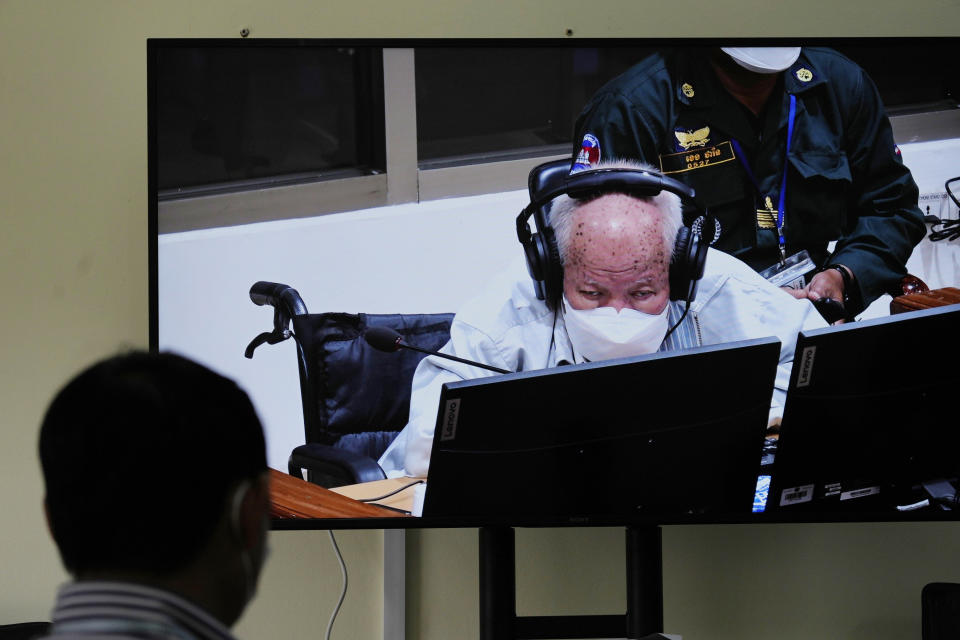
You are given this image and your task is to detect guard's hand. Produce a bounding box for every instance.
[807,267,851,325]
[781,286,808,300]
[807,268,845,305]
[780,270,849,325]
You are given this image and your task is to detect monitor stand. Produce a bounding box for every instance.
[479,526,663,640]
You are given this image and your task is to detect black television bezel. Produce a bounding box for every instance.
[148,36,959,530]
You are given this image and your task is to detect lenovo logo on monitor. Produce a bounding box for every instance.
[796,345,816,388]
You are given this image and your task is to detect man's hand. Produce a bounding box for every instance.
[782,286,808,300]
[806,267,846,306]
[780,265,852,325]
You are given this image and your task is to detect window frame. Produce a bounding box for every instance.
[155,40,960,234]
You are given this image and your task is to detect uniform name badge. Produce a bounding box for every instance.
[758,249,816,290]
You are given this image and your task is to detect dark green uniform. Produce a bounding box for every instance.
[572,47,925,316]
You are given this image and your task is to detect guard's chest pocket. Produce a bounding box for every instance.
[787,149,853,242]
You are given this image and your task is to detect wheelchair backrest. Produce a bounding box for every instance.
[291,311,454,460]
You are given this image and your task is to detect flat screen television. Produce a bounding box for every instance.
[149,37,960,529]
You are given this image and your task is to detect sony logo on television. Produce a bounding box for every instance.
[440,398,460,441]
[796,345,816,388]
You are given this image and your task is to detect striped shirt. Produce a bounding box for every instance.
[38,582,237,640]
[659,300,699,352]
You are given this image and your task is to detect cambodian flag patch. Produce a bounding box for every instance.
[572,133,601,172]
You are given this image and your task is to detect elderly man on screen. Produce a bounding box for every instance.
[378,159,827,479]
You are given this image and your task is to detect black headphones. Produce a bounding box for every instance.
[516,162,713,310]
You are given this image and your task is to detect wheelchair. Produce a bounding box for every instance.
[245,281,453,488]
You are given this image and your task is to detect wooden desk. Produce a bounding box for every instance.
[268,468,410,519]
[890,286,960,314]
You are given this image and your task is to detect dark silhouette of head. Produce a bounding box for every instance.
[39,351,269,625]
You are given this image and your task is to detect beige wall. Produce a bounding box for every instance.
[2,1,960,639]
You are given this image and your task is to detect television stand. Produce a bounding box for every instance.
[478,525,663,640]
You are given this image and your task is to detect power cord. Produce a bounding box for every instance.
[325,531,348,640]
[928,219,960,242]
[924,177,960,242]
[895,478,959,512]
[357,479,423,503]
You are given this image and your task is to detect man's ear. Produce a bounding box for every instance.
[230,473,270,551]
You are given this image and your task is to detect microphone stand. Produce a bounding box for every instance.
[394,341,510,375]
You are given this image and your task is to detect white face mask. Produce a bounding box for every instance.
[562,295,670,362]
[720,47,802,74]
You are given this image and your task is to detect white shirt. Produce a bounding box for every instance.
[379,250,827,478]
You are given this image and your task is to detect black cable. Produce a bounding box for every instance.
[357,479,423,503]
[946,177,960,210]
[663,293,692,342]
[367,504,412,516]
[929,217,960,242]
[929,222,960,242]
[925,176,960,242]
[663,240,700,342]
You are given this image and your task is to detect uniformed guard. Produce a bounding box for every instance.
[571,46,926,321]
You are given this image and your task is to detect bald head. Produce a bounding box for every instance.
[559,193,671,313]
[564,194,668,271]
[551,160,682,268]
[549,160,681,313]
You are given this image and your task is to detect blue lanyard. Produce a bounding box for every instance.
[730,93,797,263]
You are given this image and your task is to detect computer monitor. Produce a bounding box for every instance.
[421,337,781,525]
[768,304,960,518]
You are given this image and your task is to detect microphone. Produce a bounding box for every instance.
[364,326,511,374]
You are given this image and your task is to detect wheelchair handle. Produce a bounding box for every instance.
[249,281,308,316]
[245,282,309,359]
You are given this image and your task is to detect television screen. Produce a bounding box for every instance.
[150,38,960,529]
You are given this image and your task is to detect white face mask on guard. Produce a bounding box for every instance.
[562,295,670,362]
[720,47,802,74]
